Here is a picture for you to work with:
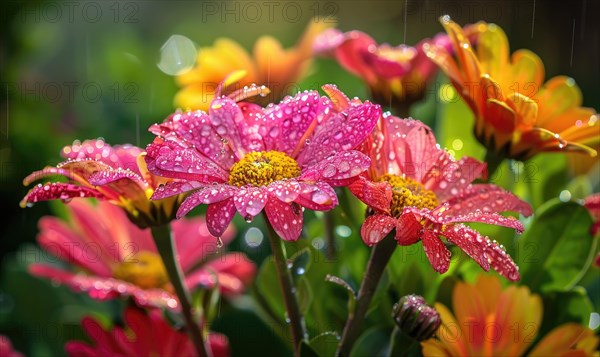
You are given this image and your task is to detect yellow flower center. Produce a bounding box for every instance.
[113,251,169,289]
[228,151,301,187]
[378,174,439,217]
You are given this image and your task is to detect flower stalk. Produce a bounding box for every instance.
[263,214,307,356]
[337,232,397,356]
[151,224,210,357]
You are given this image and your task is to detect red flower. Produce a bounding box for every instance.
[351,117,532,280]
[315,29,450,108]
[66,307,230,357]
[145,84,381,241]
[30,200,255,310]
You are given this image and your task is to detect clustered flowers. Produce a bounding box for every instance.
[18,14,599,357]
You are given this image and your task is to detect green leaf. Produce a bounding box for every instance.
[300,340,321,357]
[350,326,392,357]
[290,248,312,282]
[308,332,340,357]
[254,257,286,324]
[516,199,596,293]
[297,276,314,315]
[388,328,422,357]
[538,287,594,337]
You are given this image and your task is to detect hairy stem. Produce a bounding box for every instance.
[337,233,397,356]
[263,214,307,356]
[151,224,210,357]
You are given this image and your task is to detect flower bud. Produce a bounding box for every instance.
[392,294,441,341]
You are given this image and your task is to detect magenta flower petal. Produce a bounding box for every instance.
[151,181,205,200]
[421,230,451,273]
[366,45,414,78]
[209,96,263,156]
[348,175,392,214]
[395,213,421,246]
[294,181,338,211]
[262,91,326,155]
[22,167,77,185]
[442,224,490,271]
[176,184,236,218]
[87,169,143,186]
[150,110,236,170]
[21,182,103,206]
[233,186,268,220]
[266,180,301,203]
[445,184,533,216]
[361,214,397,246]
[264,199,303,241]
[313,28,345,54]
[62,140,142,173]
[301,151,370,187]
[206,198,237,238]
[152,147,228,182]
[298,102,381,166]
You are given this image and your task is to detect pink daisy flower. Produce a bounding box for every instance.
[145,84,381,241]
[30,200,256,310]
[21,139,180,228]
[350,117,532,281]
[66,307,230,357]
[314,29,451,107]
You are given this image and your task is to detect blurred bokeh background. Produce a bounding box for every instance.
[1,0,598,355]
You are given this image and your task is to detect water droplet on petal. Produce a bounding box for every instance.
[216,236,223,248]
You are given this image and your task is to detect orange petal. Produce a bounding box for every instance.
[529,323,599,357]
[435,303,469,356]
[173,84,215,111]
[509,50,544,92]
[439,16,481,84]
[508,92,538,128]
[476,23,509,79]
[537,76,583,126]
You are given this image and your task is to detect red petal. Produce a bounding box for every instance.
[421,229,451,273]
[445,184,532,217]
[348,175,391,214]
[361,214,397,246]
[442,224,490,271]
[484,241,520,281]
[395,213,421,246]
[176,185,236,218]
[264,199,303,241]
[21,183,103,207]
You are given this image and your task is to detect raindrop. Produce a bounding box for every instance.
[216,236,224,248]
[157,34,197,76]
[559,190,571,202]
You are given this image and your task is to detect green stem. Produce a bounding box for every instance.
[324,211,336,260]
[263,214,307,356]
[151,224,210,357]
[337,233,397,356]
[388,327,419,357]
[484,149,505,182]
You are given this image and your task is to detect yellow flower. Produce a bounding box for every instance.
[421,275,599,356]
[426,16,599,161]
[174,19,331,111]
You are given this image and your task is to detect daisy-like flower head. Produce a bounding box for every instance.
[421,275,599,356]
[66,307,230,357]
[314,28,451,111]
[146,82,381,241]
[21,139,180,228]
[350,116,532,281]
[425,16,599,161]
[175,19,331,111]
[30,200,256,311]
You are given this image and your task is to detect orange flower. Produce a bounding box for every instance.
[421,275,599,356]
[426,16,599,161]
[175,19,331,111]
